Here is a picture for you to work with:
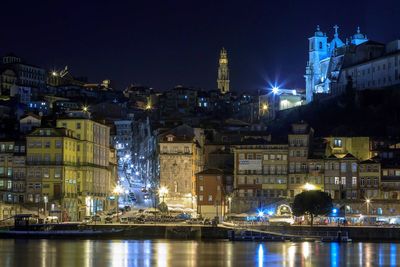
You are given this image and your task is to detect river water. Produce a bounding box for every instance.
[0,239,398,267]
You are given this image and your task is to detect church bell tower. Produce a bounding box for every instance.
[217,47,230,94]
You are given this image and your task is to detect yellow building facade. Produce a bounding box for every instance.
[56,118,113,220]
[26,128,79,221]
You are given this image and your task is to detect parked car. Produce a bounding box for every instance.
[105,217,113,224]
[186,218,203,224]
[92,215,101,222]
[44,216,59,224]
[83,216,92,223]
[124,206,131,212]
[203,218,211,225]
[120,217,129,224]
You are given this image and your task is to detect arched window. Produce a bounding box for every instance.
[319,42,322,49]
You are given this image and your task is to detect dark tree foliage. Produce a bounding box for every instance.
[292,190,333,226]
[157,202,168,213]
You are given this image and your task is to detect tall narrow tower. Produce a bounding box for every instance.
[217,47,230,94]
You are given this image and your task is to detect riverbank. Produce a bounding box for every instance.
[0,224,229,240]
[2,223,400,241]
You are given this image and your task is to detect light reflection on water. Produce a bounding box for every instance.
[0,239,399,267]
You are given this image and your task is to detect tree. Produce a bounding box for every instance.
[157,202,169,213]
[292,190,333,226]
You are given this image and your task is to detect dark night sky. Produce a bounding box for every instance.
[1,0,400,92]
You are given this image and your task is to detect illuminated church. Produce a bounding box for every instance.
[305,25,368,102]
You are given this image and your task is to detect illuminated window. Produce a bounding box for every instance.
[352,177,357,185]
[334,139,342,147]
[208,195,213,202]
[199,185,203,192]
[341,177,346,185]
[352,163,357,172]
[334,177,340,185]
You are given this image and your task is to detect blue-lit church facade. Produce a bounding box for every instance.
[305,25,368,103]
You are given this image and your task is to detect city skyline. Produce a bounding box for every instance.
[1,1,400,91]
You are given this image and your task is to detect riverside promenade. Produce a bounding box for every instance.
[2,223,400,241]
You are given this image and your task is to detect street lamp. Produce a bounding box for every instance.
[303,183,317,191]
[113,185,124,223]
[272,87,279,94]
[43,196,48,217]
[227,196,232,214]
[158,186,168,203]
[365,198,371,215]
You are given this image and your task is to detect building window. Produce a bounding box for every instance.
[208,195,213,202]
[351,163,357,172]
[334,139,342,148]
[76,122,81,129]
[341,177,346,185]
[352,177,357,185]
[7,180,12,189]
[184,146,190,153]
[340,163,347,172]
[334,177,340,185]
[55,140,62,148]
[199,185,204,192]
[55,168,61,178]
[199,195,203,201]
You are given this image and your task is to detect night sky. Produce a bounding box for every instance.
[1,0,399,92]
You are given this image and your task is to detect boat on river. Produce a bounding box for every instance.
[0,214,123,239]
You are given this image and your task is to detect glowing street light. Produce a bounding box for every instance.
[272,87,279,94]
[82,105,89,112]
[159,186,169,203]
[262,103,268,111]
[113,185,124,195]
[303,182,317,191]
[365,198,371,215]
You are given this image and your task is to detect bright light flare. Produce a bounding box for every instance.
[159,186,169,196]
[303,182,317,191]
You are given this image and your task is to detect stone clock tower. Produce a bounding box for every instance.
[217,47,230,94]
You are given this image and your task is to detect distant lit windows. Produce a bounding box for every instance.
[352,163,357,172]
[334,177,340,185]
[340,163,347,172]
[199,186,204,192]
[352,177,357,185]
[208,195,213,202]
[55,140,62,148]
[334,139,342,148]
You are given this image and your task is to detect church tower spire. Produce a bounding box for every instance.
[217,47,230,94]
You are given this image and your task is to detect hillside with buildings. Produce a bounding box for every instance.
[270,87,400,138]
